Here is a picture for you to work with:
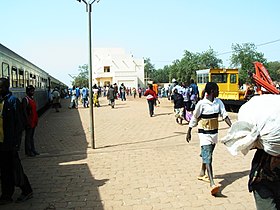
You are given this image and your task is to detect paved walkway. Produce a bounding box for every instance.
[2,96,256,210]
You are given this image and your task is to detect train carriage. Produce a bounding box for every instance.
[0,43,67,111]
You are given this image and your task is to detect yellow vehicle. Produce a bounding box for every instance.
[196,68,246,111]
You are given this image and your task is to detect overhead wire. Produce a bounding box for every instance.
[151,38,280,64]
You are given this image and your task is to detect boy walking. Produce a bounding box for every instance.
[186,82,232,195]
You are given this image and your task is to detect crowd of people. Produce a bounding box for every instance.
[66,83,148,110]
[2,77,280,208]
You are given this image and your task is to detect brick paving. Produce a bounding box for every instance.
[1,96,256,210]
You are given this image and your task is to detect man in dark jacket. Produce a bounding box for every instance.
[107,85,116,108]
[171,88,184,124]
[0,78,33,205]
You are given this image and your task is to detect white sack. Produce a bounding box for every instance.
[221,94,280,156]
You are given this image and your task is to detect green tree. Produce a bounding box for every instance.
[177,50,199,83]
[73,64,89,87]
[152,66,170,83]
[267,61,280,81]
[197,48,222,69]
[144,58,155,83]
[170,48,222,84]
[230,43,267,84]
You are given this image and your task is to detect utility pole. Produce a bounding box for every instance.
[76,0,101,149]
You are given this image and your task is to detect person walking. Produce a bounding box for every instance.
[68,86,77,109]
[189,79,199,105]
[138,87,142,98]
[107,85,116,108]
[221,94,280,209]
[75,86,80,107]
[186,82,232,196]
[132,87,137,98]
[181,83,192,123]
[0,78,33,205]
[119,83,126,101]
[171,88,184,124]
[144,84,157,117]
[52,87,61,112]
[93,84,100,107]
[81,86,89,108]
[22,85,39,157]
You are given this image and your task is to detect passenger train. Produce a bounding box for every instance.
[0,43,67,111]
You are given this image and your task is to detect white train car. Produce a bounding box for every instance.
[0,43,67,111]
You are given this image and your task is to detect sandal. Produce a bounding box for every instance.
[210,184,221,195]
[197,175,210,183]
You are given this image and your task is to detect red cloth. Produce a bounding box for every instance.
[144,89,157,100]
[25,96,38,128]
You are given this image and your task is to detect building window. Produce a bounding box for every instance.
[104,66,110,73]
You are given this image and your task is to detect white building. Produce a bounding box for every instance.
[93,48,144,88]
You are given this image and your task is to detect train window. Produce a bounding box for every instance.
[230,74,237,83]
[211,74,227,83]
[25,71,29,86]
[197,73,209,84]
[11,66,18,87]
[33,75,37,87]
[19,69,24,87]
[41,78,46,89]
[2,62,10,78]
[29,73,36,86]
[197,74,202,83]
[204,74,209,83]
[37,76,41,88]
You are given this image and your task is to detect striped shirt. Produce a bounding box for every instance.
[189,98,228,146]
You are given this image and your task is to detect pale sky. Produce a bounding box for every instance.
[0,0,279,86]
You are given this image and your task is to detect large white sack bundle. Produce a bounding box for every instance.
[221,94,280,156]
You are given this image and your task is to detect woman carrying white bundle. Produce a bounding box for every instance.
[222,94,280,210]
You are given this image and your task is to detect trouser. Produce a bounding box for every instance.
[147,99,155,116]
[0,150,32,199]
[69,96,77,108]
[121,92,126,101]
[110,99,115,107]
[82,97,88,107]
[25,127,36,155]
[254,190,280,210]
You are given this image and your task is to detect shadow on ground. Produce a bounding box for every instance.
[0,99,107,210]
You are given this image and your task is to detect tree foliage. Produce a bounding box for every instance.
[144,58,155,82]
[72,64,89,87]
[147,48,222,84]
[267,61,280,81]
[230,43,267,84]
[152,66,170,83]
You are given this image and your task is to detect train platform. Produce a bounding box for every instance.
[2,96,256,210]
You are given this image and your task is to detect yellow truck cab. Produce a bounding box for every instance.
[196,68,246,111]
